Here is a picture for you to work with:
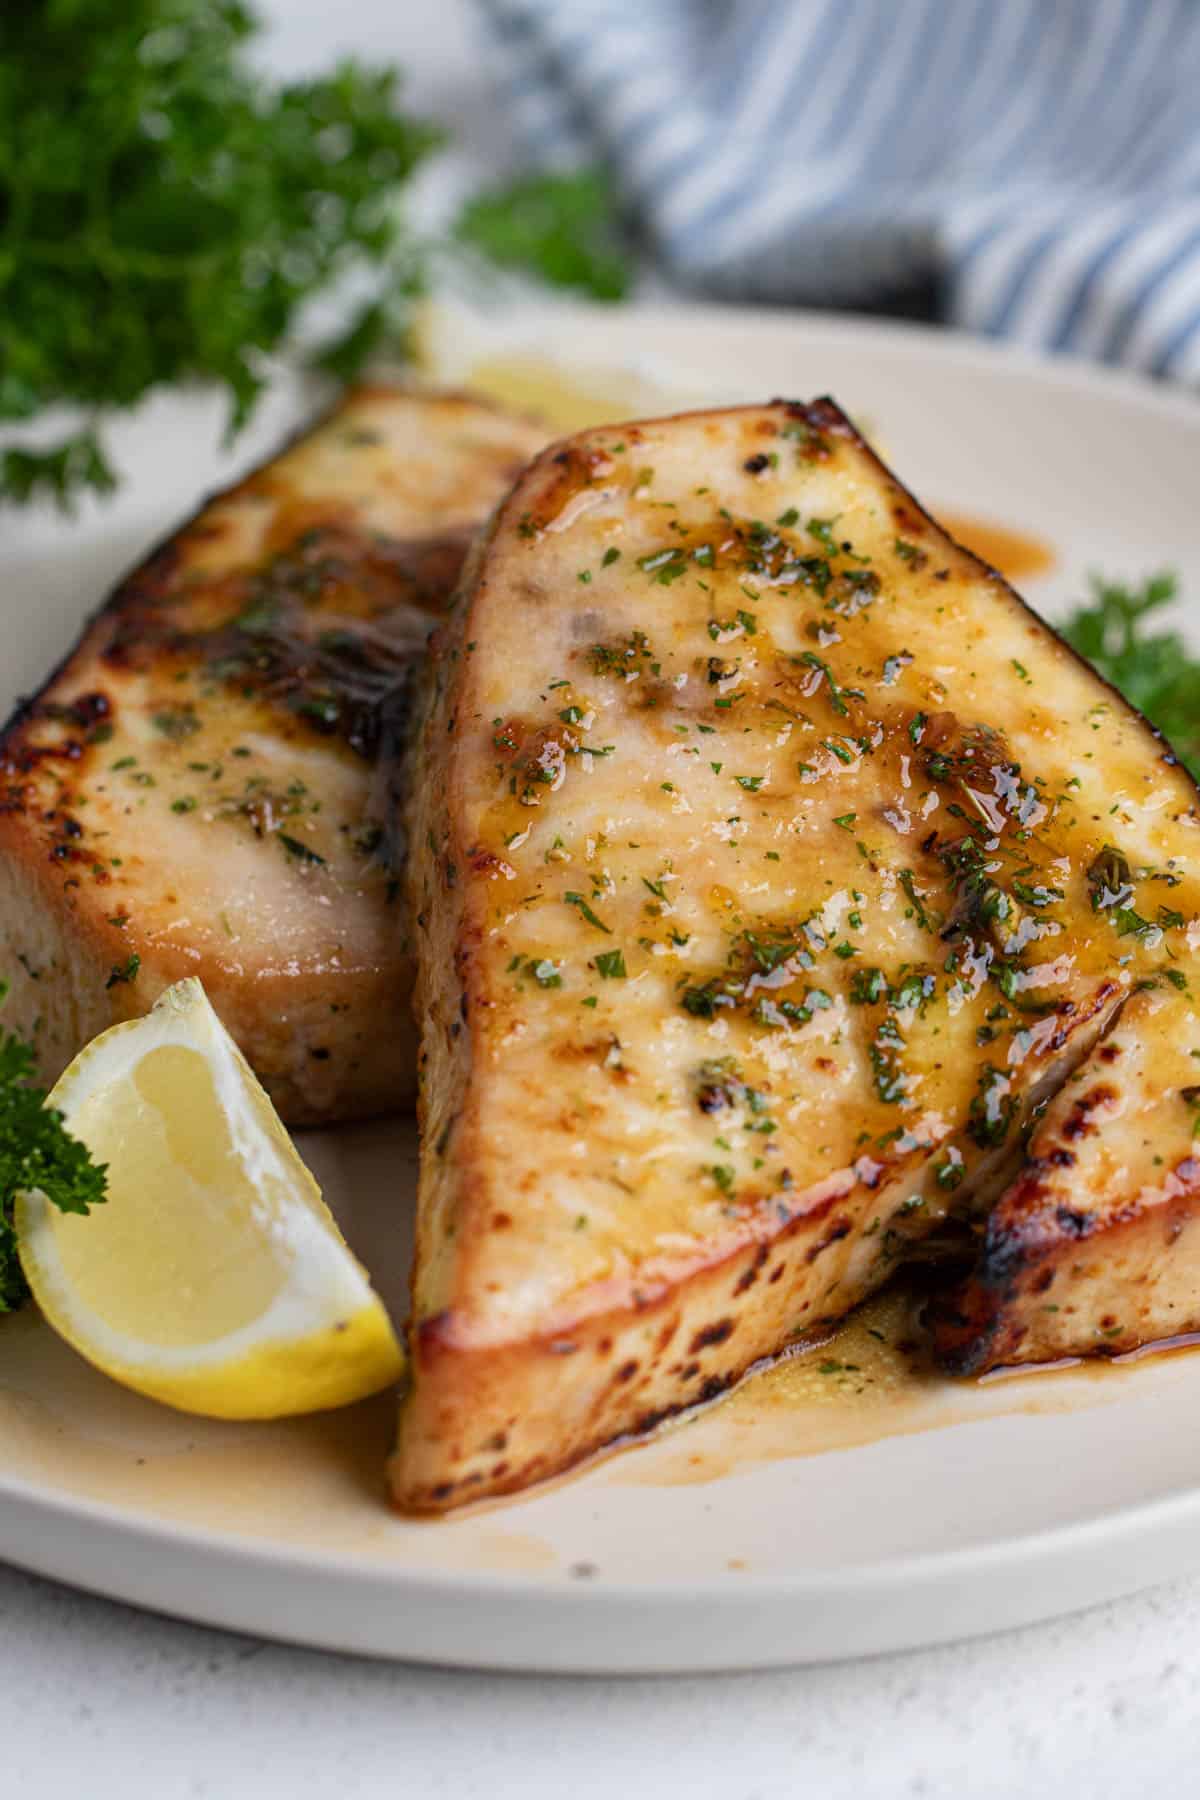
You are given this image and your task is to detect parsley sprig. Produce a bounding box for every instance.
[455,168,630,303]
[1063,573,1200,778]
[0,998,108,1314]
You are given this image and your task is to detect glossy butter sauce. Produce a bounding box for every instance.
[614,1286,1199,1490]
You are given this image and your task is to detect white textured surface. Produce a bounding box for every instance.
[4,2,1199,1791]
[4,1558,1200,1799]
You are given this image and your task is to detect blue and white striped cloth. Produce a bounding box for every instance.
[477,0,1200,381]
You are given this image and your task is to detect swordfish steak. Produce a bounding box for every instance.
[0,389,547,1124]
[395,397,1200,1512]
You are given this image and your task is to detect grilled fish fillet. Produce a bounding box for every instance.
[931,986,1200,1371]
[0,388,547,1124]
[394,397,1200,1512]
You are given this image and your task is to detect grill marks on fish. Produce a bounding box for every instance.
[0,387,548,1123]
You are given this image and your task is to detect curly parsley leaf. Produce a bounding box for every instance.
[0,0,441,508]
[0,432,119,515]
[454,168,631,302]
[0,2,632,511]
[0,993,108,1314]
[1063,572,1200,778]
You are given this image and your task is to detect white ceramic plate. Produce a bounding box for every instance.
[3,305,1200,1674]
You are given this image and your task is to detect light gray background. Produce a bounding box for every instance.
[4,6,1199,1794]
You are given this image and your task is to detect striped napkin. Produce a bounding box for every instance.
[477,0,1200,380]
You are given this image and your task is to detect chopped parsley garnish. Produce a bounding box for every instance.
[594,950,627,979]
[898,869,938,933]
[800,651,857,716]
[105,955,140,989]
[278,833,326,866]
[850,967,887,1005]
[682,983,725,1019]
[637,547,689,584]
[565,891,611,933]
[151,709,201,742]
[968,1065,1014,1149]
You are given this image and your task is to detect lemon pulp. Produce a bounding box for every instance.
[17,980,403,1419]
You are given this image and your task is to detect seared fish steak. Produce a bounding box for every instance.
[395,398,1200,1511]
[0,389,547,1124]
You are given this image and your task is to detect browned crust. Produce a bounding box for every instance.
[0,385,543,1122]
[392,1176,876,1513]
[393,395,1200,1512]
[931,1160,1200,1374]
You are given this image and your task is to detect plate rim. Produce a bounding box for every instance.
[470,291,1200,427]
[7,1442,1200,1671]
[5,299,1200,1670]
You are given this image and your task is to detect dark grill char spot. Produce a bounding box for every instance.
[615,1359,639,1382]
[698,1374,732,1404]
[697,1083,729,1114]
[805,1217,852,1265]
[743,453,770,475]
[734,1243,770,1295]
[100,526,472,766]
[1061,1084,1117,1141]
[689,1318,735,1354]
[1054,1205,1094,1238]
[39,691,112,731]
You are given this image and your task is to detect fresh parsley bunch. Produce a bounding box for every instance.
[0,0,441,507]
[0,0,632,513]
[0,994,107,1313]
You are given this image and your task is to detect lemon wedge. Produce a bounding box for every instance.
[16,979,404,1419]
